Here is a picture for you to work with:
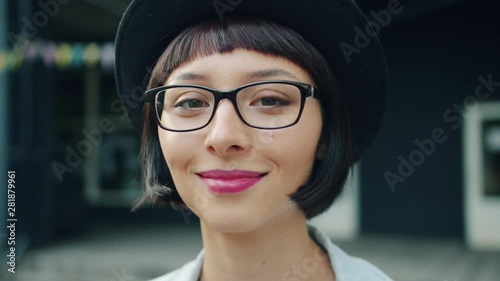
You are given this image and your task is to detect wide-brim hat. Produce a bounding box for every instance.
[115,0,387,159]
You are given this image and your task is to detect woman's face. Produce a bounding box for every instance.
[158,49,323,233]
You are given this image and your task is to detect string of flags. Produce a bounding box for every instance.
[0,40,115,73]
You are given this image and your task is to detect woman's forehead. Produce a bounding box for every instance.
[165,49,314,86]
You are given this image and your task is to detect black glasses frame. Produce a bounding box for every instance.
[144,80,319,132]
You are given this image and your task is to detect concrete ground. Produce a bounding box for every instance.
[2,223,499,281]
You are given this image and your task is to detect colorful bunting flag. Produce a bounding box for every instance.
[0,40,116,73]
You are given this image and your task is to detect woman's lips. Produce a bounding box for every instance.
[196,169,266,193]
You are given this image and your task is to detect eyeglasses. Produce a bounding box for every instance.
[144,80,319,132]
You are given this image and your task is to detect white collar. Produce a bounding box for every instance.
[150,224,393,281]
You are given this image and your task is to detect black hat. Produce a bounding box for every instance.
[115,0,387,158]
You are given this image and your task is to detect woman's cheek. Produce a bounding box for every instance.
[159,133,204,205]
[159,132,198,168]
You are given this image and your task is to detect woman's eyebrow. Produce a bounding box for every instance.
[246,69,299,80]
[169,72,208,82]
[169,69,298,83]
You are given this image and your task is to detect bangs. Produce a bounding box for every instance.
[147,17,319,89]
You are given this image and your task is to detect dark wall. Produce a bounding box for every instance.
[361,0,500,237]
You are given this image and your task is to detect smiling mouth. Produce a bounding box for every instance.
[196,169,267,193]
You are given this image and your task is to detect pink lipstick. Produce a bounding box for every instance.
[197,169,266,193]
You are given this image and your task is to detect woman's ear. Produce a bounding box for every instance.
[315,142,326,160]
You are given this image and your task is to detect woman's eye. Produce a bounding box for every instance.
[260,97,280,106]
[174,98,208,109]
[254,96,289,107]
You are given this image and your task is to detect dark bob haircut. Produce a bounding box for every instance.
[136,17,357,219]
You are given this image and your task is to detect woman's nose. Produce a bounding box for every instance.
[203,99,253,157]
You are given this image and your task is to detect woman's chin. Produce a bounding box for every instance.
[200,212,262,234]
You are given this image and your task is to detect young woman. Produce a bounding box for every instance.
[115,0,391,280]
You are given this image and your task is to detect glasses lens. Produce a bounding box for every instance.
[237,83,302,128]
[155,87,215,131]
[154,83,304,131]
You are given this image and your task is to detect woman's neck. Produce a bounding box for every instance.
[198,210,335,281]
